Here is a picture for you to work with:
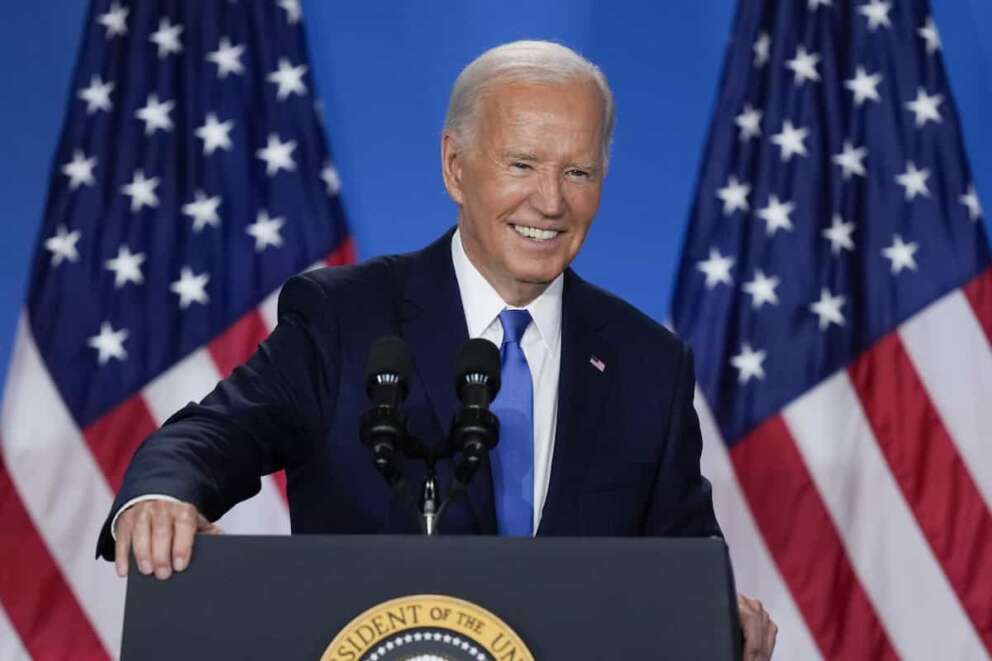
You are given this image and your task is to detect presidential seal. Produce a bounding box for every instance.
[321,594,534,661]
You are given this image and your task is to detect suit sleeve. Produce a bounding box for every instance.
[641,343,723,538]
[95,273,340,559]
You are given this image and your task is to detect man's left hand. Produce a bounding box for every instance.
[738,594,777,660]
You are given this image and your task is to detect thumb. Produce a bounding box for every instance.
[196,513,224,535]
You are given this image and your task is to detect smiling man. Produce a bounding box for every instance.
[99,40,776,660]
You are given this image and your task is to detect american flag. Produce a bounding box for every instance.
[672,1,991,659]
[0,1,353,658]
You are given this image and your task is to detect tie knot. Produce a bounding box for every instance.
[498,309,532,345]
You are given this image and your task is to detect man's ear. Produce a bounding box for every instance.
[441,131,466,206]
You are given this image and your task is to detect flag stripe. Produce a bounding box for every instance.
[326,237,357,267]
[0,454,107,661]
[207,310,271,379]
[784,368,988,660]
[696,393,823,661]
[730,416,898,660]
[0,318,124,654]
[899,287,992,511]
[849,335,992,654]
[963,267,992,349]
[82,396,158,493]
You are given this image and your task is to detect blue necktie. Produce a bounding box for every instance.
[490,309,534,536]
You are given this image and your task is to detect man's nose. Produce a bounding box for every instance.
[530,170,565,218]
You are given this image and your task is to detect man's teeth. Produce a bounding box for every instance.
[513,225,559,241]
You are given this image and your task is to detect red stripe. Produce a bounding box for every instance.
[0,452,109,660]
[849,333,992,652]
[82,396,158,492]
[730,416,898,660]
[963,266,992,348]
[325,236,356,266]
[207,310,270,378]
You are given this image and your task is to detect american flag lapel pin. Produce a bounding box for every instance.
[589,355,606,373]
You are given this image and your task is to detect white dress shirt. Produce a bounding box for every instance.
[450,229,563,530]
[115,230,564,536]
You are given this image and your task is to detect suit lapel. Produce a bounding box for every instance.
[538,270,615,535]
[399,230,497,533]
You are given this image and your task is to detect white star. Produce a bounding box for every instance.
[321,162,341,195]
[918,16,941,55]
[278,0,302,24]
[716,175,751,215]
[195,113,234,155]
[822,215,856,255]
[753,32,771,68]
[121,170,160,212]
[960,183,983,221]
[882,234,919,274]
[181,191,222,232]
[170,267,210,308]
[742,270,780,309]
[786,46,820,86]
[895,161,931,200]
[267,58,308,100]
[731,343,766,384]
[149,18,183,58]
[905,87,943,128]
[859,0,892,31]
[697,248,735,289]
[845,66,882,106]
[206,37,245,78]
[256,133,297,176]
[832,141,868,179]
[808,0,832,9]
[78,75,114,114]
[135,94,174,135]
[104,245,145,288]
[246,210,285,252]
[44,225,81,266]
[98,2,129,38]
[810,288,846,330]
[735,104,762,141]
[62,150,97,190]
[771,120,809,162]
[88,322,129,365]
[757,195,795,236]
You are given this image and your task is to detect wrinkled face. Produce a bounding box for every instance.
[442,80,606,305]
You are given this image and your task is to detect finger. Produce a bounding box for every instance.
[762,620,778,659]
[197,513,223,535]
[172,504,198,572]
[130,506,154,575]
[150,504,174,580]
[114,511,134,578]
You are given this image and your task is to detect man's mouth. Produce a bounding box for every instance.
[511,224,560,241]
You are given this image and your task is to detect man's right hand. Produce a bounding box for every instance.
[113,499,222,580]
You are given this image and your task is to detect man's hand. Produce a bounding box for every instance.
[113,499,222,580]
[738,594,777,660]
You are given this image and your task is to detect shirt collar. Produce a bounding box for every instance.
[451,228,563,350]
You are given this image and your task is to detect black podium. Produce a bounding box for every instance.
[121,535,741,660]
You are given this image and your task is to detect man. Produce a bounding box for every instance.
[98,40,776,659]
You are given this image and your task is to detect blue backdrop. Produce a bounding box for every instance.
[1,0,989,387]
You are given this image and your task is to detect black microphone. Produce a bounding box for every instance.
[360,336,413,484]
[450,339,501,483]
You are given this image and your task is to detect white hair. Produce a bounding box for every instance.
[444,40,615,160]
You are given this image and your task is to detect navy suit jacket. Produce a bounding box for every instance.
[97,230,720,559]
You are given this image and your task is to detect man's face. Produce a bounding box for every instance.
[442,80,606,305]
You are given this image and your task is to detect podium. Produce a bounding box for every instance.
[121,535,741,660]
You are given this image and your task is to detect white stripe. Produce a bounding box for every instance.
[696,392,822,661]
[142,347,290,535]
[0,317,122,655]
[899,289,992,510]
[782,371,986,661]
[0,604,30,661]
[259,288,280,332]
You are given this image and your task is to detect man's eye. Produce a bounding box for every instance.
[509,161,532,170]
[567,169,590,178]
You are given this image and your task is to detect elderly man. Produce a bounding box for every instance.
[99,40,777,659]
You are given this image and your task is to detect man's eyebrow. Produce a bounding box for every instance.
[503,151,538,161]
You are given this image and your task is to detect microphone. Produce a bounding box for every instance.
[360,336,413,484]
[450,338,501,483]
